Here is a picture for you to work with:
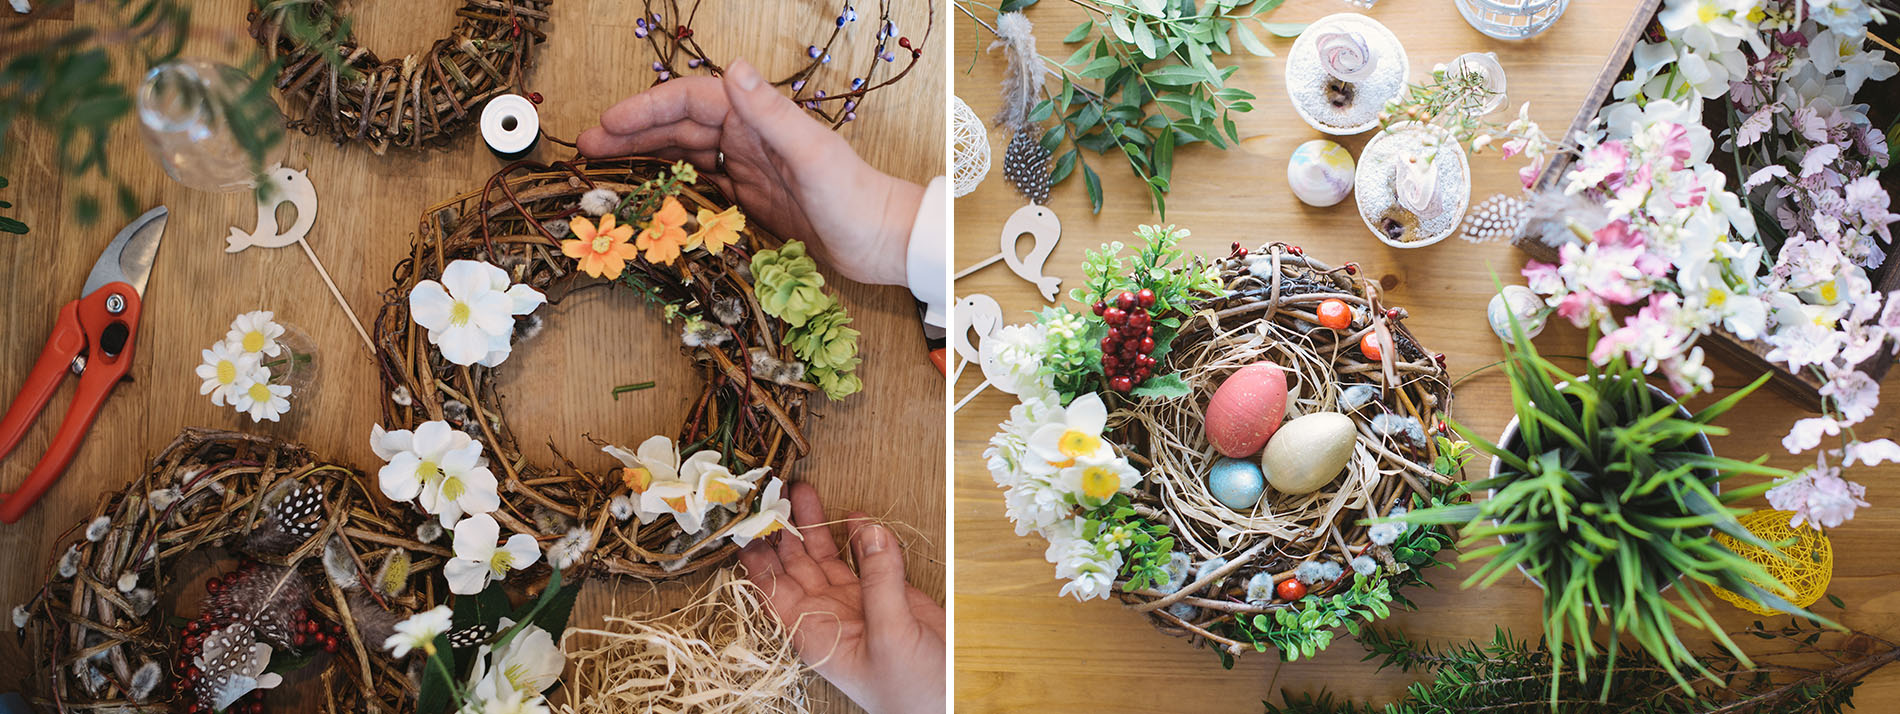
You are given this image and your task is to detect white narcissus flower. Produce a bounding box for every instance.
[463,688,551,714]
[468,618,564,700]
[728,478,799,547]
[602,436,693,524]
[444,514,541,595]
[1026,392,1112,469]
[230,368,291,423]
[682,452,770,513]
[409,260,547,367]
[374,421,500,526]
[1055,452,1141,508]
[196,341,262,407]
[384,605,453,658]
[642,450,722,533]
[226,310,285,357]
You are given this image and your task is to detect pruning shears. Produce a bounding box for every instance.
[0,206,167,523]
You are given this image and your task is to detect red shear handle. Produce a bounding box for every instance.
[0,300,84,460]
[0,285,142,524]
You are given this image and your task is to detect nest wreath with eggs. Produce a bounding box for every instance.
[1114,243,1463,660]
[985,234,1462,663]
[249,0,552,153]
[18,428,438,714]
[375,156,855,580]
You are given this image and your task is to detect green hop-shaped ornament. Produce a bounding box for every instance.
[789,306,861,372]
[752,241,834,327]
[811,367,863,400]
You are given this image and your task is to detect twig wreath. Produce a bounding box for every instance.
[248,0,553,153]
[638,0,935,129]
[983,232,1464,663]
[372,156,859,581]
[17,429,434,714]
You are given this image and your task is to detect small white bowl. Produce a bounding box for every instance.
[1355,123,1469,249]
[1284,13,1410,136]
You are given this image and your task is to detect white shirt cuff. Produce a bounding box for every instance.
[907,176,949,328]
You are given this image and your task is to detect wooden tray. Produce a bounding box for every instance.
[1515,0,1900,410]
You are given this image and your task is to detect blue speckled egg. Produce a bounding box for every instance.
[1207,458,1266,511]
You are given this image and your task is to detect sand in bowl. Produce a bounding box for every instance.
[1356,123,1470,247]
[1284,13,1410,135]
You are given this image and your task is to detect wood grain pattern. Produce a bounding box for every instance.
[0,2,944,713]
[951,2,1900,711]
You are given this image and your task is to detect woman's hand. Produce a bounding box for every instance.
[737,482,946,714]
[579,60,923,287]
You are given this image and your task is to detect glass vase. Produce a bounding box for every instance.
[136,59,284,193]
[1453,0,1568,40]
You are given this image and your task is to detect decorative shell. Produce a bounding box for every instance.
[1488,285,1549,343]
[1316,30,1377,83]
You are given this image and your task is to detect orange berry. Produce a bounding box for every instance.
[1316,299,1351,330]
[1361,332,1385,361]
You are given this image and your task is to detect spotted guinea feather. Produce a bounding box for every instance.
[1004,130,1051,205]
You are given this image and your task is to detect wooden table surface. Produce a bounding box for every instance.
[950,1,1900,711]
[0,2,945,713]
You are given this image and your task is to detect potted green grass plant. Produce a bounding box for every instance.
[1391,305,1828,705]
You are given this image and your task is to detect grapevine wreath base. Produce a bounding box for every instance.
[249,0,553,152]
[374,156,829,580]
[1113,243,1460,656]
[19,429,442,714]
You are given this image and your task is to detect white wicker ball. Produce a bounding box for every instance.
[951,95,991,198]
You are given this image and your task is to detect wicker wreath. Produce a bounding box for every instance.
[372,156,826,580]
[249,0,553,153]
[19,429,436,714]
[1108,243,1459,656]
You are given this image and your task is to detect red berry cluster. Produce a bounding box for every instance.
[1094,288,1159,393]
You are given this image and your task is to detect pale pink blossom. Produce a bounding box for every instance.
[1843,439,1900,467]
[1782,416,1842,453]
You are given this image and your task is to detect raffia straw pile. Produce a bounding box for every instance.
[559,569,809,714]
[1112,242,1456,652]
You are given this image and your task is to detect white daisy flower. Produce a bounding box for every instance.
[229,367,291,423]
[195,341,263,407]
[226,310,286,357]
[408,260,546,367]
[384,605,453,658]
[443,514,541,595]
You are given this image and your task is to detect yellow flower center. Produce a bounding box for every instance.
[241,331,266,353]
[663,496,689,512]
[1697,3,1719,23]
[247,383,272,402]
[1057,430,1101,459]
[1708,288,1727,307]
[705,481,740,505]
[489,549,515,575]
[440,474,465,502]
[1819,281,1839,303]
[622,467,653,493]
[417,460,442,485]
[756,521,784,538]
[1745,6,1765,22]
[592,235,612,253]
[450,300,472,326]
[1081,466,1119,501]
[216,360,237,384]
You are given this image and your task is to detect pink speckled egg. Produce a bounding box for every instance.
[1205,361,1289,458]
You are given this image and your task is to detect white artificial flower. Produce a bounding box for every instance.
[1042,519,1120,601]
[226,310,285,357]
[196,341,263,407]
[603,436,695,525]
[409,260,547,367]
[1844,439,1900,467]
[464,688,551,714]
[1055,452,1141,508]
[444,514,541,594]
[384,605,453,658]
[468,618,564,699]
[980,322,1054,396]
[729,478,799,547]
[230,369,291,423]
[642,450,723,533]
[374,421,500,526]
[1026,392,1113,468]
[683,452,769,513]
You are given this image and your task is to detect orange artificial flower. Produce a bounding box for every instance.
[687,205,746,255]
[562,214,638,279]
[635,196,691,265]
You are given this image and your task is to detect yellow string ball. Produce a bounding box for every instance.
[1710,510,1833,617]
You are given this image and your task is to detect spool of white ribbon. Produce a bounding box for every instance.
[480,94,539,159]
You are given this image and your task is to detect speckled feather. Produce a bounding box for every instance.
[1003,129,1051,205]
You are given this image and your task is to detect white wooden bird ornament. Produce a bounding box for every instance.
[227,164,318,253]
[951,294,1003,383]
[954,203,1063,303]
